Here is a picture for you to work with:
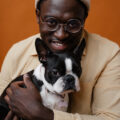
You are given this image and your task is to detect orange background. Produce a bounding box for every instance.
[0,0,120,69]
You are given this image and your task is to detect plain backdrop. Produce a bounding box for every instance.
[0,0,120,69]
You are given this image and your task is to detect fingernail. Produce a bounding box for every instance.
[24,74,29,78]
[24,74,29,77]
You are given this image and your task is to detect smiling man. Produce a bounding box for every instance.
[36,0,86,52]
[1,0,120,120]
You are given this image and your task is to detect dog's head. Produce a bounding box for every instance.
[34,38,85,95]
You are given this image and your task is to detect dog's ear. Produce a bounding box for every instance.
[73,38,86,60]
[35,38,53,64]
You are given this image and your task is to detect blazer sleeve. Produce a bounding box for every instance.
[53,50,120,120]
[0,45,15,95]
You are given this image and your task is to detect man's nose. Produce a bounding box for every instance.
[54,25,69,40]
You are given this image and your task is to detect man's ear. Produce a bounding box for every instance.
[73,38,86,60]
[35,38,53,64]
[36,9,40,24]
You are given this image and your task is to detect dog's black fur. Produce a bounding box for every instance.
[0,38,86,120]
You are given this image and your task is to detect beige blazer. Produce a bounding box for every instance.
[0,30,120,120]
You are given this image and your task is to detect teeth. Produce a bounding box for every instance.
[56,43,63,46]
[52,41,63,46]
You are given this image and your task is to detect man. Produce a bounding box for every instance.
[0,0,120,119]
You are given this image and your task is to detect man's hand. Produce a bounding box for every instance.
[4,74,54,120]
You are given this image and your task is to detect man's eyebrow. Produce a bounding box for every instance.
[43,15,54,19]
[43,15,83,21]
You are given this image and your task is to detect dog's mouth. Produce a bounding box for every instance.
[47,90,74,99]
[46,87,75,98]
[60,89,75,94]
[55,89,75,98]
[57,93,65,98]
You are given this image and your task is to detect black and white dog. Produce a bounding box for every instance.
[0,38,85,119]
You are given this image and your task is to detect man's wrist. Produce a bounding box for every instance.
[39,106,54,120]
[47,109,54,120]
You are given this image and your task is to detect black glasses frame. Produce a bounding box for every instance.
[40,16,84,33]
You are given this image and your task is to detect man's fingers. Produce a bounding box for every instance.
[6,88,12,96]
[4,111,14,120]
[10,81,24,89]
[23,74,35,89]
[4,96,12,110]
[4,95,10,104]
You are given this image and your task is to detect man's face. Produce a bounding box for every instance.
[37,0,86,53]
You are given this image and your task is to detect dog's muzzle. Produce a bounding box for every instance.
[63,74,76,91]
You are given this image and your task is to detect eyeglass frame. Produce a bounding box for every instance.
[39,16,84,34]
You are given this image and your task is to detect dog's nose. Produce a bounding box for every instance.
[63,74,75,91]
[65,75,75,83]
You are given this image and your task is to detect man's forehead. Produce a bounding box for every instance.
[39,0,86,20]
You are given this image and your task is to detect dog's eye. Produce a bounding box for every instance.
[52,69,60,76]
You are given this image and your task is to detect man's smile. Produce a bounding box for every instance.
[50,40,67,51]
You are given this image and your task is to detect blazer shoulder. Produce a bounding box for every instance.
[7,33,39,56]
[12,33,40,49]
[86,32,120,57]
[4,34,40,67]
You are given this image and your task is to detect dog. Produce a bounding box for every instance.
[0,38,86,119]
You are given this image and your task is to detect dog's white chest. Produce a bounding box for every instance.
[40,85,69,111]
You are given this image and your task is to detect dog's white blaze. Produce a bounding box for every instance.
[65,58,72,72]
[65,58,80,91]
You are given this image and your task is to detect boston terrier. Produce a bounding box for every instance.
[0,38,86,119]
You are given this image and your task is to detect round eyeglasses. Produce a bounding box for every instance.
[40,17,84,33]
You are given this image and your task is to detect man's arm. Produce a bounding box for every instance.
[0,45,15,95]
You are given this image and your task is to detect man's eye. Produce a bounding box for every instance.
[68,20,81,29]
[46,19,57,27]
[68,21,78,28]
